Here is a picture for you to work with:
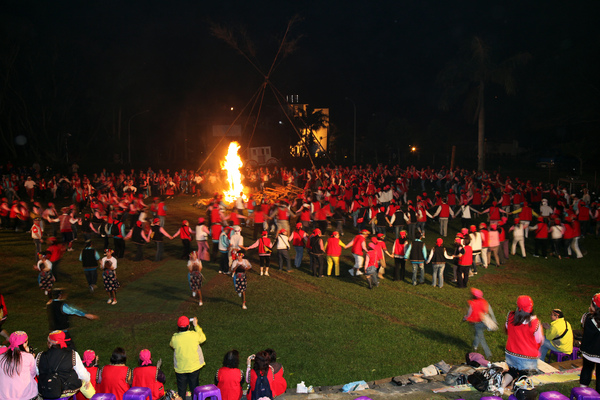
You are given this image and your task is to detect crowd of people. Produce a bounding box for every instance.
[1,160,600,399]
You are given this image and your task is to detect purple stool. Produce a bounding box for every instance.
[551,346,580,362]
[193,385,222,400]
[44,396,76,400]
[92,395,117,400]
[540,391,569,400]
[570,387,600,400]
[123,387,152,400]
[480,397,503,400]
[353,397,373,400]
[508,396,517,400]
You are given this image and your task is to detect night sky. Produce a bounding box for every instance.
[1,0,599,168]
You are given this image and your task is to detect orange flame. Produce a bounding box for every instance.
[221,141,246,203]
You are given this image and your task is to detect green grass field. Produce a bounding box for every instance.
[1,195,598,394]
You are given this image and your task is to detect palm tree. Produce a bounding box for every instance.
[439,36,531,171]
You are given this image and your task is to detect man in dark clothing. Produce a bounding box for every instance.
[47,288,98,349]
[79,240,100,292]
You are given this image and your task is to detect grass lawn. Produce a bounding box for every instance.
[1,194,597,394]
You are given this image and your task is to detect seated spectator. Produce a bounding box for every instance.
[36,330,91,399]
[215,350,244,400]
[539,309,573,361]
[264,349,287,397]
[132,349,165,400]
[97,347,132,400]
[0,331,38,400]
[77,350,99,400]
[246,351,275,400]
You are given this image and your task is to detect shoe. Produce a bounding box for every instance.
[532,254,539,257]
[89,285,94,293]
[242,304,247,310]
[368,279,373,289]
[218,271,223,274]
[107,298,113,304]
[192,292,196,297]
[67,248,73,252]
[111,300,117,305]
[356,270,363,276]
[413,282,417,286]
[46,300,53,305]
[198,301,203,306]
[265,271,269,276]
[45,290,48,295]
[238,293,242,297]
[260,271,264,276]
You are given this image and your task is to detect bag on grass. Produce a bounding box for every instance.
[466,352,489,367]
[513,376,537,400]
[467,366,504,392]
[444,365,474,386]
[341,380,369,392]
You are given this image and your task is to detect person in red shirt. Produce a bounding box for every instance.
[216,350,244,400]
[97,347,132,400]
[132,349,165,400]
[324,231,345,276]
[265,348,287,397]
[463,288,495,358]
[76,350,99,400]
[502,295,543,391]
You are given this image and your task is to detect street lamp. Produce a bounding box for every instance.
[128,109,149,164]
[345,97,357,163]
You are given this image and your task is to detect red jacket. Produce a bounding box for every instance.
[97,365,131,400]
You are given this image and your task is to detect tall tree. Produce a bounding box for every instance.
[439,36,531,171]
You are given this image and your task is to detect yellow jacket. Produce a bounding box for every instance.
[170,325,207,373]
[545,317,573,354]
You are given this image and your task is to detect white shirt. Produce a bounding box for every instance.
[100,256,117,270]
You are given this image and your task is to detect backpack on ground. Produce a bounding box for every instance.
[251,371,273,400]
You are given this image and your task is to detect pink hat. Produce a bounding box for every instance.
[140,349,152,366]
[516,295,534,313]
[83,350,96,366]
[8,331,28,351]
[470,288,483,299]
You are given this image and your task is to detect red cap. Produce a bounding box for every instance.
[198,217,205,224]
[516,295,534,313]
[514,218,520,224]
[153,218,160,224]
[370,237,378,244]
[177,316,190,328]
[461,228,469,235]
[436,238,443,246]
[470,288,483,299]
[296,223,302,229]
[376,233,384,238]
[400,230,407,238]
[313,229,321,235]
[360,229,369,235]
[262,230,268,236]
[470,225,477,233]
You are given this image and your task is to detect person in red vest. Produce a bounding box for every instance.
[132,349,166,400]
[464,288,495,358]
[215,350,244,400]
[243,231,272,276]
[264,348,287,397]
[172,220,193,259]
[529,217,549,258]
[290,223,307,269]
[577,201,591,238]
[389,231,408,281]
[345,229,369,276]
[96,347,132,400]
[511,201,539,238]
[428,198,455,237]
[456,236,473,288]
[157,200,167,227]
[501,295,543,391]
[76,350,99,400]
[324,231,345,276]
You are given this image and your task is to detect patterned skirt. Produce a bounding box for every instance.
[234,273,247,294]
[39,272,55,291]
[103,270,120,292]
[190,271,204,291]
